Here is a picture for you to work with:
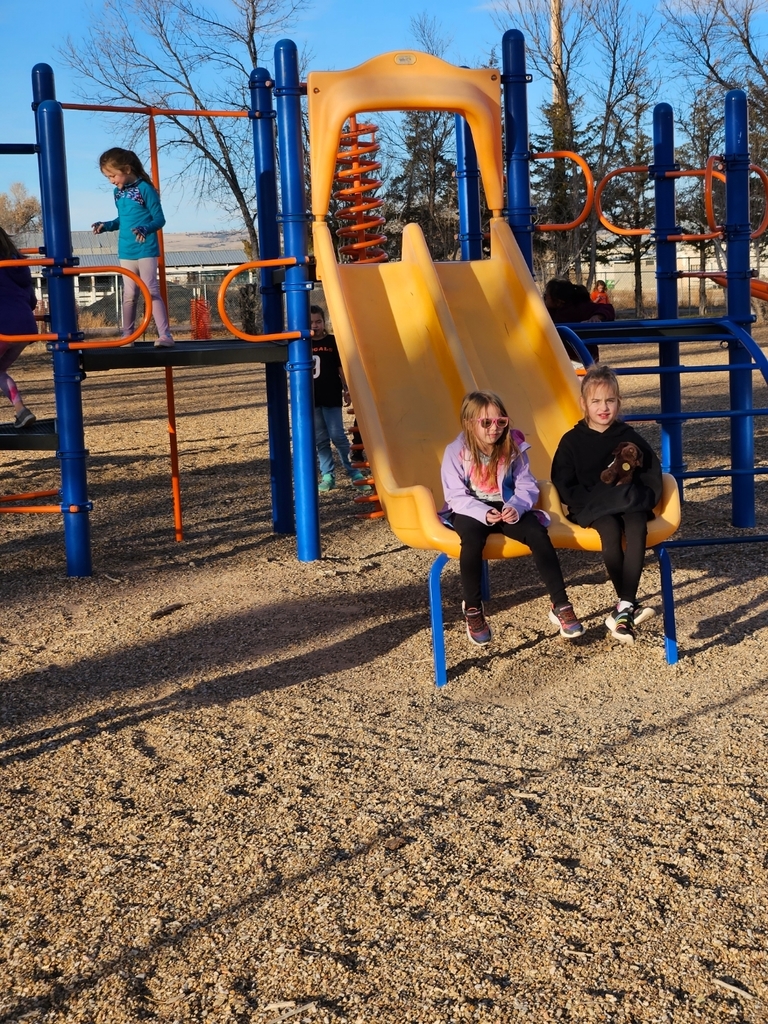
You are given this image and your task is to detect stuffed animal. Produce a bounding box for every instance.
[600,441,642,486]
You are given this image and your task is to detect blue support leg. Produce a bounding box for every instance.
[274,40,320,561]
[250,66,294,536]
[36,92,92,577]
[656,545,678,665]
[481,560,490,603]
[429,553,450,689]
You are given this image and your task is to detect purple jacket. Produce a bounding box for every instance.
[0,263,38,338]
[440,429,550,525]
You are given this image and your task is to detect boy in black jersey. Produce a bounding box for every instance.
[310,306,366,491]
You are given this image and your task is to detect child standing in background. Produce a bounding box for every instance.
[552,365,662,645]
[591,280,610,304]
[440,390,585,646]
[92,148,174,347]
[0,225,38,428]
[310,305,367,492]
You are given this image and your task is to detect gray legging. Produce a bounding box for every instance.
[120,257,172,341]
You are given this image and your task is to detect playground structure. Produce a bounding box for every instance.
[2,32,768,684]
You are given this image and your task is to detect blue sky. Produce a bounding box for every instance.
[0,0,627,235]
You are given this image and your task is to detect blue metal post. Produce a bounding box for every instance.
[656,545,678,665]
[249,67,295,535]
[273,40,321,561]
[723,89,755,527]
[429,553,449,688]
[455,114,483,261]
[502,30,535,273]
[35,88,92,576]
[652,103,685,490]
[31,64,56,235]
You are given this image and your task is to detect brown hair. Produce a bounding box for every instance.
[98,147,155,189]
[460,390,519,482]
[0,225,22,260]
[580,364,621,422]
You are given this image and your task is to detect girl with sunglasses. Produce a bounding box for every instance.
[440,390,584,646]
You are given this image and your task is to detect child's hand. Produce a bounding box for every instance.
[342,386,351,407]
[92,222,104,234]
[500,505,519,524]
[486,508,502,524]
[132,225,149,243]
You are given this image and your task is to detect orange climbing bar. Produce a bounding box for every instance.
[0,257,56,340]
[531,151,594,231]
[0,260,152,346]
[595,166,651,236]
[62,102,247,118]
[61,266,152,347]
[217,259,303,341]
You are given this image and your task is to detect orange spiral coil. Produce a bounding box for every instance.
[334,114,388,263]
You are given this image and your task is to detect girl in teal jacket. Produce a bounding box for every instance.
[92,148,174,347]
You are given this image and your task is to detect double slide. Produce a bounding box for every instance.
[314,217,682,559]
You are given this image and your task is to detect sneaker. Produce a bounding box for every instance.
[462,602,492,646]
[548,602,585,638]
[14,407,36,429]
[633,604,655,626]
[606,606,635,645]
[154,338,175,348]
[607,604,653,632]
[350,469,368,483]
[318,473,336,492]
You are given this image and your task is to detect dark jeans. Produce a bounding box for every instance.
[592,511,648,604]
[452,509,568,609]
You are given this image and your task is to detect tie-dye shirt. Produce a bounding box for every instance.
[99,179,166,260]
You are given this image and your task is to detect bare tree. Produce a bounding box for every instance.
[492,0,657,283]
[0,183,42,235]
[60,0,310,254]
[377,14,460,260]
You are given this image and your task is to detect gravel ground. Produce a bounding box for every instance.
[1,336,767,1023]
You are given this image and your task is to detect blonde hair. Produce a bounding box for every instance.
[0,226,22,260]
[580,364,621,422]
[460,390,519,482]
[98,147,155,189]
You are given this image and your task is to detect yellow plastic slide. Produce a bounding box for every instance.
[314,216,681,558]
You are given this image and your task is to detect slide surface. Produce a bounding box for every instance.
[314,218,680,558]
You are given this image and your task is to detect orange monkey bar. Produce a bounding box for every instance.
[531,151,594,231]
[217,259,304,341]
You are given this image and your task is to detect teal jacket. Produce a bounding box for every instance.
[100,179,165,260]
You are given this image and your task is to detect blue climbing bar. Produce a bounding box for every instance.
[273,40,321,561]
[652,103,685,491]
[455,114,483,261]
[723,89,755,527]
[250,66,295,536]
[33,65,92,577]
[502,30,535,273]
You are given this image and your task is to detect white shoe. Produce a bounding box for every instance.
[155,338,175,348]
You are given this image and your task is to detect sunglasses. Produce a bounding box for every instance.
[473,417,509,429]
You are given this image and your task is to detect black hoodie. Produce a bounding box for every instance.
[552,419,663,528]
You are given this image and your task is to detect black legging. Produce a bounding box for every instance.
[591,511,648,604]
[452,510,568,609]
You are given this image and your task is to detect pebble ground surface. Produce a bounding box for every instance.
[1,334,767,1023]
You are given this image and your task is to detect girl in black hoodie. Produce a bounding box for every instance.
[552,365,662,644]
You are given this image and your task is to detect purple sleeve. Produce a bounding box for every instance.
[502,450,540,518]
[440,444,492,523]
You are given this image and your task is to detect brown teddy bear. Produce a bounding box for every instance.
[600,441,642,486]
